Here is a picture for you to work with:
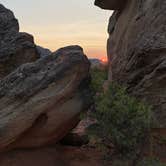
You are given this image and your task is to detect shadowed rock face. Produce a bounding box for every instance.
[0,4,39,79]
[96,0,166,127]
[0,4,18,37]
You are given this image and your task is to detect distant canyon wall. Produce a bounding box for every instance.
[95,0,166,127]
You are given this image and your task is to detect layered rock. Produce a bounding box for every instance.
[0,4,39,79]
[95,0,166,127]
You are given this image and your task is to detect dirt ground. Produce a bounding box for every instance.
[0,145,104,166]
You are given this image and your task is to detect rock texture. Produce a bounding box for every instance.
[0,4,39,79]
[95,0,166,127]
[0,4,91,151]
[0,45,90,151]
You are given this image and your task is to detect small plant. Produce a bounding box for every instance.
[159,136,166,144]
[90,68,107,93]
[137,157,166,166]
[88,80,152,157]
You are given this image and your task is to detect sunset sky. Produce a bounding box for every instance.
[1,0,112,58]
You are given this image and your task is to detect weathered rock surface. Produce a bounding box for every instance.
[0,4,18,37]
[95,0,166,127]
[95,0,126,10]
[0,45,90,151]
[0,4,39,79]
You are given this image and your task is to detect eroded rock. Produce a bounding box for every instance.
[0,4,39,79]
[0,45,90,151]
[0,4,18,38]
[96,0,166,127]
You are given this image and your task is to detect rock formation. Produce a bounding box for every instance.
[0,4,90,151]
[0,4,40,79]
[95,0,126,10]
[95,0,166,127]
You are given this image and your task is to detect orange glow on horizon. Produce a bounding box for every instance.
[35,37,107,59]
[101,57,108,63]
[21,25,108,59]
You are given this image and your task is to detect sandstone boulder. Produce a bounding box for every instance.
[95,0,166,127]
[0,45,90,151]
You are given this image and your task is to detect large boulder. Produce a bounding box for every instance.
[0,45,90,151]
[95,0,166,127]
[0,4,39,79]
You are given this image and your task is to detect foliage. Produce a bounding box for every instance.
[159,136,166,144]
[137,157,166,166]
[90,68,107,93]
[88,69,152,157]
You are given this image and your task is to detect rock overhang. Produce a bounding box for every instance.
[94,0,127,10]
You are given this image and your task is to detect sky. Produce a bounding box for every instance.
[1,0,112,59]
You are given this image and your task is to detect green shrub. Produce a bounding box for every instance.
[90,68,107,93]
[88,82,152,157]
[137,157,166,166]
